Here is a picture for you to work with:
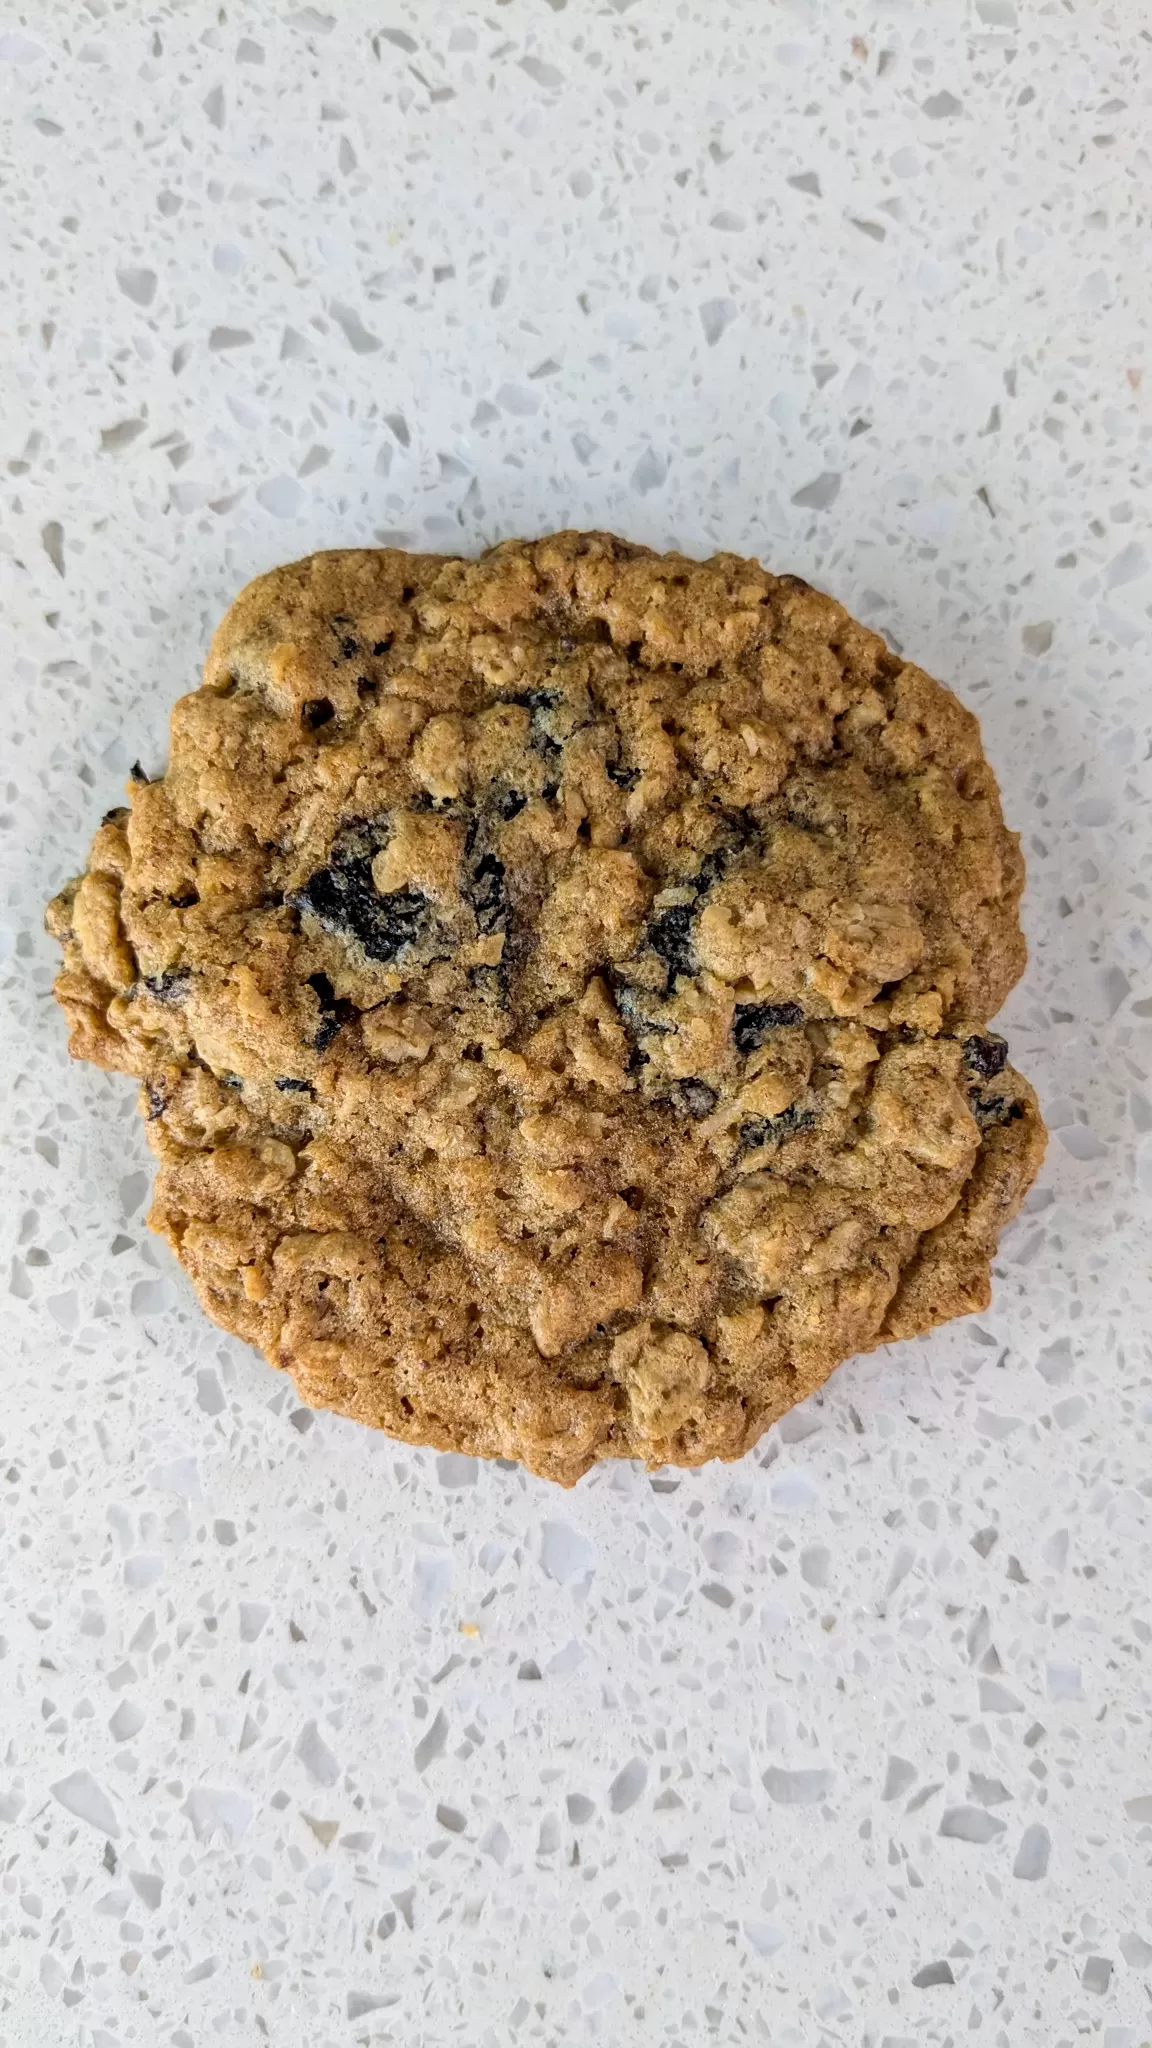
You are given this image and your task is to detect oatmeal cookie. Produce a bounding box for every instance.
[47,534,1045,1482]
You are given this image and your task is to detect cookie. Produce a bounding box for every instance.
[46,533,1045,1483]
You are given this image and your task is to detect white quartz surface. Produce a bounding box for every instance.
[1,4,1151,2044]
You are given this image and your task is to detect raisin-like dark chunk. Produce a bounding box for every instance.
[313,1013,346,1053]
[326,815,382,861]
[738,1103,815,1152]
[606,762,640,790]
[963,1033,1008,1081]
[696,814,759,889]
[339,635,359,660]
[130,760,149,784]
[169,890,199,909]
[509,688,563,764]
[973,1092,1024,1130]
[146,1083,167,1120]
[102,805,129,827]
[611,980,673,1043]
[141,970,190,1005]
[498,788,528,820]
[738,1115,772,1151]
[674,1079,718,1119]
[307,971,359,1051]
[275,1077,312,1093]
[410,790,460,816]
[470,852,506,934]
[291,857,428,963]
[732,1001,804,1054]
[371,637,392,657]
[302,697,335,730]
[694,846,731,893]
[509,688,559,712]
[647,903,695,986]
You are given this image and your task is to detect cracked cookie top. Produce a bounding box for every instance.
[47,533,1045,1482]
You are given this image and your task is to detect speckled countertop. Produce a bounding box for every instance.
[1,5,1150,2045]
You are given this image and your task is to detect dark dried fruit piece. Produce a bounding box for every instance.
[313,1014,349,1054]
[738,1102,816,1153]
[141,970,190,1005]
[732,1001,804,1054]
[699,809,760,876]
[963,1033,1008,1081]
[643,829,760,994]
[973,1092,1024,1129]
[307,971,359,1051]
[409,789,460,816]
[326,815,386,862]
[694,843,735,892]
[291,858,429,963]
[509,688,559,713]
[609,981,672,1057]
[509,688,563,765]
[302,697,335,730]
[469,852,506,934]
[275,1077,312,1093]
[647,903,695,986]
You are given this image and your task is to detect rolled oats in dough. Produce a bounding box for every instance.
[46,533,1046,1482]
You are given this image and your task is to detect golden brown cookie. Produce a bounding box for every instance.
[46,534,1045,1482]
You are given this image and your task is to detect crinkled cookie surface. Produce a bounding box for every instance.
[47,533,1045,1482]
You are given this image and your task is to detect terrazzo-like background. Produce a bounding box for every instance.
[1,3,1151,2044]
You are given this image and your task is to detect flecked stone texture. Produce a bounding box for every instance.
[1,5,1150,2046]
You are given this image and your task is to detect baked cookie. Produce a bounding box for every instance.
[47,534,1045,1483]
